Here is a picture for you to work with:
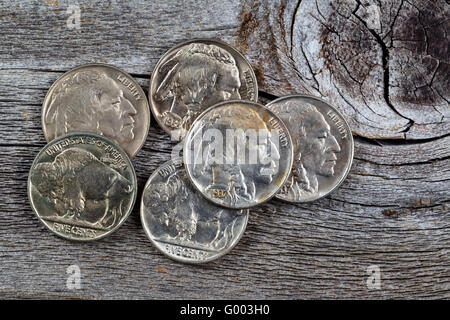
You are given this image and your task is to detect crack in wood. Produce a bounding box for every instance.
[353,0,414,133]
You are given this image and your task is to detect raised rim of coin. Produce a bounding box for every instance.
[41,63,150,158]
[183,100,294,209]
[266,94,354,203]
[28,132,137,241]
[140,158,249,264]
[149,38,258,140]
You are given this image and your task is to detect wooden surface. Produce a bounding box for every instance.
[0,0,449,299]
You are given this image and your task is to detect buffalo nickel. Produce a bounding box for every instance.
[42,63,150,158]
[149,39,258,140]
[266,94,354,202]
[141,158,249,263]
[28,132,137,240]
[183,101,294,209]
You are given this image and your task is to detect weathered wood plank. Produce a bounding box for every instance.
[234,0,449,140]
[0,0,449,299]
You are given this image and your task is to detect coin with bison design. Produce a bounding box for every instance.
[28,132,137,240]
[141,158,248,263]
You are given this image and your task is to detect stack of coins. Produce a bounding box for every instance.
[28,39,353,263]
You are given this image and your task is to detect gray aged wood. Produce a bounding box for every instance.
[0,0,449,299]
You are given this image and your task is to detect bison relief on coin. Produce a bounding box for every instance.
[184,101,293,209]
[150,39,258,140]
[141,159,248,263]
[28,133,137,240]
[266,95,354,203]
[42,64,150,158]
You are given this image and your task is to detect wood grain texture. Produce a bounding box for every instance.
[0,0,449,299]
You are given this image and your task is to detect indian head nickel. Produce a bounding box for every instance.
[184,101,294,209]
[149,39,258,140]
[28,132,137,241]
[266,94,354,202]
[141,158,249,263]
[42,63,150,158]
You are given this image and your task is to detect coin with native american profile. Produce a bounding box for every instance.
[140,158,249,264]
[28,132,137,241]
[266,94,354,203]
[183,100,294,209]
[149,39,258,141]
[42,63,150,158]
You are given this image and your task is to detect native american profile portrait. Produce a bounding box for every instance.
[45,70,137,145]
[154,43,242,134]
[275,102,342,199]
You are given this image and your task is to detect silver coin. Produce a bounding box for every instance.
[42,63,150,158]
[266,94,354,202]
[28,132,137,241]
[140,158,248,263]
[149,39,258,140]
[183,100,294,209]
